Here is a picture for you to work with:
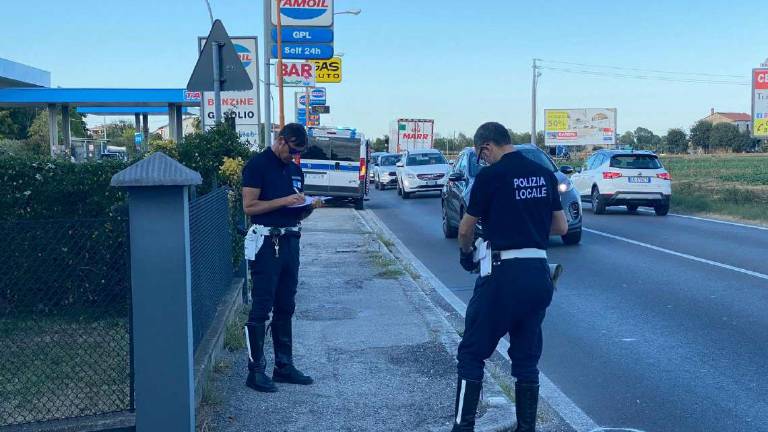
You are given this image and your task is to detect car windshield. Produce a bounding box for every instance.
[407,153,446,166]
[610,155,662,169]
[518,148,557,172]
[380,155,401,166]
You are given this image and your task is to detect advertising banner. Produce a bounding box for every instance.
[544,108,617,146]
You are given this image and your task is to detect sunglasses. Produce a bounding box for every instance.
[283,138,306,155]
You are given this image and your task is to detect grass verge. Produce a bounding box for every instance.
[223,306,249,352]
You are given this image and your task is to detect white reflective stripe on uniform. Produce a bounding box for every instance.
[497,248,547,260]
[244,326,253,363]
[456,379,467,424]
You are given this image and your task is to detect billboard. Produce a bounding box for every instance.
[198,36,260,147]
[751,68,768,138]
[544,108,617,147]
[281,61,316,87]
[310,57,342,83]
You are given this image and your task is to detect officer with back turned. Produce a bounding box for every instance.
[450,122,568,431]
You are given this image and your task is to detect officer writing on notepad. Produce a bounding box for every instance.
[451,122,568,431]
[241,123,320,393]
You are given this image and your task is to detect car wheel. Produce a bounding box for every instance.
[375,180,381,190]
[654,202,669,216]
[442,201,458,238]
[592,187,606,215]
[354,199,365,211]
[627,205,639,213]
[402,189,411,199]
[397,181,402,196]
[561,229,582,245]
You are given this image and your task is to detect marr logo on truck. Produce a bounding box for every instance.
[272,0,334,27]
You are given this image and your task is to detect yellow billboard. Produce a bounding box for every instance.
[310,57,342,83]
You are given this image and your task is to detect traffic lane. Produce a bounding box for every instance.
[580,205,768,276]
[368,187,768,431]
[544,232,768,432]
[366,188,477,292]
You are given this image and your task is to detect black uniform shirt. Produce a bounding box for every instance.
[466,151,562,250]
[242,147,305,228]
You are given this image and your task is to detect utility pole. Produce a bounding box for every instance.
[531,58,541,146]
[275,0,285,128]
[212,42,222,123]
[263,0,273,145]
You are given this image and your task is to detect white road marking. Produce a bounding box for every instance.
[583,228,768,281]
[359,209,602,432]
[638,209,768,231]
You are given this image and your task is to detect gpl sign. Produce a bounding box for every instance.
[272,0,334,27]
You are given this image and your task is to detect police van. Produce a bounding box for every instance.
[301,127,368,210]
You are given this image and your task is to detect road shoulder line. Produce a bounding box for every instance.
[583,228,768,281]
[358,209,600,432]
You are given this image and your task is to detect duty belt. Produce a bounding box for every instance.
[264,226,301,237]
[244,225,301,260]
[492,248,547,262]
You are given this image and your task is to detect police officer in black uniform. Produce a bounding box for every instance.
[451,122,568,431]
[241,123,318,393]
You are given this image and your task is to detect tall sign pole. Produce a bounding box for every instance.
[275,0,285,128]
[263,0,273,145]
[212,42,222,123]
[531,58,538,146]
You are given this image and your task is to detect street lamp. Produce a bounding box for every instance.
[203,0,214,24]
[335,8,362,15]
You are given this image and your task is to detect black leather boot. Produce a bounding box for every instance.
[514,382,539,432]
[271,318,313,385]
[451,377,482,431]
[244,323,278,392]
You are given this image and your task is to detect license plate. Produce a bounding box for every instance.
[628,177,650,183]
[305,173,326,182]
[426,181,437,186]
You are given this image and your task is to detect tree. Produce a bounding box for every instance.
[0,107,40,140]
[663,128,688,154]
[618,131,636,148]
[690,120,712,153]
[371,135,388,152]
[709,122,742,152]
[634,127,661,151]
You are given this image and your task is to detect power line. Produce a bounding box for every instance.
[538,59,746,79]
[538,66,750,86]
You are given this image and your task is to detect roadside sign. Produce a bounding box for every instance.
[188,20,252,92]
[281,61,316,87]
[296,88,326,106]
[310,57,342,83]
[312,105,330,114]
[544,108,617,146]
[751,68,768,138]
[134,132,143,145]
[272,0,334,27]
[272,27,333,43]
[198,36,260,145]
[272,43,333,60]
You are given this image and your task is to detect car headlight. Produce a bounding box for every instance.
[406,173,415,179]
[558,179,573,193]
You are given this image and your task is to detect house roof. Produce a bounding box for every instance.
[715,112,751,122]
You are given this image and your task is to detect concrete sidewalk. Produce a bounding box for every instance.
[201,208,515,432]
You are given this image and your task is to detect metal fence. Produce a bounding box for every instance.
[189,187,236,351]
[0,218,133,427]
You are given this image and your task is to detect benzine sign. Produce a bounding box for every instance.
[272,0,334,27]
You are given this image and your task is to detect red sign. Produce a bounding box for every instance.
[754,69,768,90]
[557,132,578,139]
[281,62,314,79]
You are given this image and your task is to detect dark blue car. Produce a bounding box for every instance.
[441,145,583,245]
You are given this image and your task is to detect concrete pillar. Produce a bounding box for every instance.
[110,152,202,432]
[142,113,150,145]
[175,105,184,143]
[47,103,58,157]
[168,104,178,143]
[61,104,71,155]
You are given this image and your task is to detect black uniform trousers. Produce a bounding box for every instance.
[457,258,554,384]
[248,234,300,324]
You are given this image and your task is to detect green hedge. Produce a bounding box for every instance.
[0,156,128,221]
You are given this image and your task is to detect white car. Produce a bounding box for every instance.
[570,150,672,215]
[395,149,451,199]
[373,153,402,190]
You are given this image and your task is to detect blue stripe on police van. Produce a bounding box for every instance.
[300,163,359,172]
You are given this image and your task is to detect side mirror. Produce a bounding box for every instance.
[449,159,455,166]
[448,172,465,182]
[395,161,404,168]
[559,165,575,175]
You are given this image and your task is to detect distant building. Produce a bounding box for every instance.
[154,116,199,140]
[701,108,752,133]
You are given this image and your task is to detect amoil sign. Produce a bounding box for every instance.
[751,68,768,138]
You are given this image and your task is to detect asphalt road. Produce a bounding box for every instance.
[366,186,768,432]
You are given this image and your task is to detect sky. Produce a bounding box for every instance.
[1,0,765,139]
